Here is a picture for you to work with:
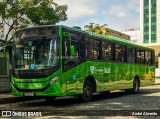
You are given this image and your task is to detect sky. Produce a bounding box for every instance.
[55,0,140,32]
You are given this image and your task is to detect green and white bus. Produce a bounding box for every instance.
[11,25,155,102]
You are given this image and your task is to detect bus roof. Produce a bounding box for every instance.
[15,25,154,51]
[61,25,154,51]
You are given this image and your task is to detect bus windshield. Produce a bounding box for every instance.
[12,38,59,70]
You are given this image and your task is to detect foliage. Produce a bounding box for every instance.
[84,23,110,36]
[0,0,68,42]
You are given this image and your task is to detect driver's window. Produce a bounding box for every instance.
[63,38,80,71]
[72,41,80,61]
[63,38,70,63]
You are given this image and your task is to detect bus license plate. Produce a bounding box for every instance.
[24,92,34,96]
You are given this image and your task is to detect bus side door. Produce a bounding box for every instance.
[62,38,80,95]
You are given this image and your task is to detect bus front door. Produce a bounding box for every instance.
[62,36,80,95]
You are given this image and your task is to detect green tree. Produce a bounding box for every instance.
[0,0,68,42]
[84,23,110,36]
[84,22,95,32]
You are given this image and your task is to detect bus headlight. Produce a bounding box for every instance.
[50,76,59,85]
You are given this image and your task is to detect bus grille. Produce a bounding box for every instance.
[14,84,50,92]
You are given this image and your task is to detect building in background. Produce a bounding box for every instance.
[140,0,160,77]
[107,27,130,41]
[122,28,140,44]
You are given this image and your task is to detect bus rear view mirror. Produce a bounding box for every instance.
[70,45,75,56]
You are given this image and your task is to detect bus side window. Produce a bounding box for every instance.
[145,51,152,65]
[102,41,112,61]
[85,37,100,60]
[127,47,135,63]
[137,49,145,64]
[72,41,80,61]
[91,39,100,60]
[85,37,91,59]
[115,44,125,62]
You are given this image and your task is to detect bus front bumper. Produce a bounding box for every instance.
[11,82,64,97]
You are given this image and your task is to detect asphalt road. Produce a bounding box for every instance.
[0,84,160,119]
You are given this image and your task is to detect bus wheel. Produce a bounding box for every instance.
[125,78,140,94]
[79,80,93,102]
[132,78,140,93]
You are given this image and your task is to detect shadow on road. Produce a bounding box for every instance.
[0,96,40,105]
[1,85,160,107]
[18,87,160,107]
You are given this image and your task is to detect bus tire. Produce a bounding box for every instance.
[132,78,140,93]
[79,80,93,102]
[125,78,140,94]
